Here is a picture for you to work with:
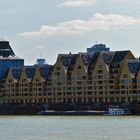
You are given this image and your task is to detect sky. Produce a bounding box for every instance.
[0,0,140,65]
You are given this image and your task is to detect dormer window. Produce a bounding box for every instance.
[77,66,81,70]
[98,65,102,69]
[8,79,12,83]
[123,74,128,78]
[56,67,60,71]
[22,79,26,82]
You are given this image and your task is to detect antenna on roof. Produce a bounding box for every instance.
[40,52,42,59]
[95,41,98,44]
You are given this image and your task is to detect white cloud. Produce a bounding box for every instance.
[36,45,44,49]
[58,0,97,7]
[20,13,140,38]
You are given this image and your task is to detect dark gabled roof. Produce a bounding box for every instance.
[87,52,100,75]
[70,54,78,65]
[89,52,100,66]
[39,65,53,79]
[0,41,15,57]
[25,66,36,79]
[110,50,130,65]
[127,60,140,76]
[79,53,92,66]
[12,68,22,80]
[46,65,54,80]
[60,54,74,67]
[66,54,78,76]
[101,51,115,65]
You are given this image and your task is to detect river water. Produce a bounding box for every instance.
[0,116,139,140]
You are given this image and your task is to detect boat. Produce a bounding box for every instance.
[104,105,131,115]
[38,105,107,115]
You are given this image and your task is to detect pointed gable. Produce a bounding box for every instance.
[111,51,129,64]
[5,69,15,83]
[119,62,132,79]
[90,52,109,76]
[51,54,68,81]
[71,54,88,77]
[32,68,44,83]
[110,50,135,66]
[19,68,28,83]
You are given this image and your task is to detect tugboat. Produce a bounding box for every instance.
[104,105,131,115]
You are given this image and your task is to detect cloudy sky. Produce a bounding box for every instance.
[0,0,140,64]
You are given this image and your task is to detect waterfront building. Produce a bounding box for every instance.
[87,43,110,54]
[0,39,24,78]
[0,65,52,104]
[0,42,140,107]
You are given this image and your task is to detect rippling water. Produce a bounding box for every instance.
[0,116,140,140]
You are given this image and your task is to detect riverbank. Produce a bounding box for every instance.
[38,110,107,115]
[0,103,140,115]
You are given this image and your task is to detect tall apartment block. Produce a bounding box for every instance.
[0,39,24,78]
[87,43,110,53]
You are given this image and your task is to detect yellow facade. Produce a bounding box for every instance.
[1,50,140,105]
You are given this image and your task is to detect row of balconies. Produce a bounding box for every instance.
[5,85,140,93]
[3,90,140,98]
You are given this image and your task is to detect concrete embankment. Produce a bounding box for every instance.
[0,105,38,115]
[0,103,140,115]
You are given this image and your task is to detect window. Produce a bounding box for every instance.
[48,92,52,96]
[71,77,76,80]
[77,66,81,70]
[67,92,71,95]
[77,76,82,80]
[98,75,102,79]
[57,82,61,86]
[67,87,71,90]
[104,75,109,79]
[92,75,97,80]
[8,79,12,83]
[56,67,60,70]
[98,65,102,69]
[77,71,82,75]
[98,70,103,74]
[57,87,61,91]
[77,87,81,90]
[78,92,82,95]
[22,79,26,82]
[88,86,92,90]
[77,81,81,85]
[123,74,128,78]
[121,80,125,83]
[82,76,87,80]
[58,92,61,95]
[56,72,60,76]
